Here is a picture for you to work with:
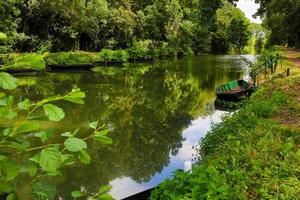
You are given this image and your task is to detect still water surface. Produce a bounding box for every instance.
[15,55,254,199]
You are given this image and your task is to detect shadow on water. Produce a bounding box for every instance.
[12,55,252,199]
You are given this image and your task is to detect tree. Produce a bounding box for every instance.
[0,0,247,53]
[0,0,25,52]
[254,0,300,47]
[228,18,251,52]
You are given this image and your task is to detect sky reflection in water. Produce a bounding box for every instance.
[109,111,226,199]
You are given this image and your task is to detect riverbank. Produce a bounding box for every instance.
[150,48,300,199]
[0,48,185,72]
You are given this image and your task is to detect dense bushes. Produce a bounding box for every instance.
[151,77,300,199]
[0,45,182,68]
[45,52,98,65]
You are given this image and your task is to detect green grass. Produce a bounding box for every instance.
[150,75,300,199]
[0,47,179,69]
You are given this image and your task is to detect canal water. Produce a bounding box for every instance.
[15,55,255,199]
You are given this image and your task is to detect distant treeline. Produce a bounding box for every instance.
[0,0,255,55]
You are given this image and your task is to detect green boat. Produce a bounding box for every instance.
[216,79,253,101]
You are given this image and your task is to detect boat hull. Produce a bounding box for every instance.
[216,80,254,102]
[217,88,252,101]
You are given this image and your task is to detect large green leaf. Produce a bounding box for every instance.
[0,72,18,90]
[39,147,62,172]
[0,159,20,181]
[43,104,65,122]
[15,121,40,135]
[64,137,87,152]
[4,54,46,71]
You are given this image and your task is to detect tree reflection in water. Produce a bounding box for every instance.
[14,55,250,199]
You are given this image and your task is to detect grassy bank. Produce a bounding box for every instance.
[150,48,300,199]
[0,46,186,70]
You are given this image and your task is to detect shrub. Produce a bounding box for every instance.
[128,39,153,60]
[159,47,177,58]
[113,50,129,62]
[45,52,71,65]
[68,52,94,64]
[45,52,96,65]
[99,49,114,62]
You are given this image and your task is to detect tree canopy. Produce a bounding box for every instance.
[255,0,300,47]
[0,0,251,54]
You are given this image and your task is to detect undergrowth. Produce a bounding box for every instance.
[150,76,300,199]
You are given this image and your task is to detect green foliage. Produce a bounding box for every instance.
[64,138,87,152]
[32,180,56,200]
[128,39,154,60]
[99,49,130,62]
[71,185,113,200]
[45,52,97,65]
[212,2,252,53]
[0,1,25,53]
[227,18,251,52]
[43,104,65,121]
[255,0,300,47]
[1,0,247,54]
[151,77,300,199]
[0,53,46,71]
[0,73,17,90]
[0,60,113,198]
[0,33,7,41]
[113,50,129,62]
[99,49,115,62]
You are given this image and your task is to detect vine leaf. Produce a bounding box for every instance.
[43,104,65,122]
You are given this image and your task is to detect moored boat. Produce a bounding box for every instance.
[216,79,253,101]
